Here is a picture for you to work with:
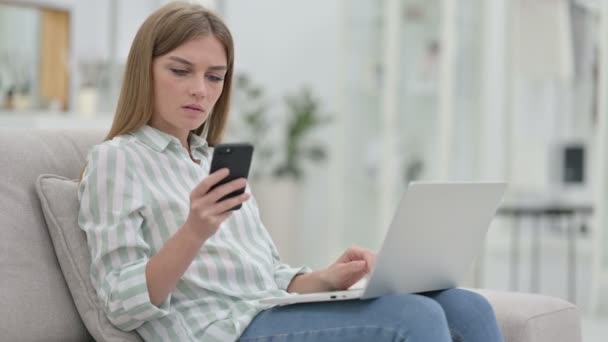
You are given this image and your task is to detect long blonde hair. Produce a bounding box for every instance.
[104,1,234,145]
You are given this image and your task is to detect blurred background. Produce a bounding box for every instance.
[1,0,607,339]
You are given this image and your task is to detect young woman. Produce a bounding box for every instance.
[78,2,504,341]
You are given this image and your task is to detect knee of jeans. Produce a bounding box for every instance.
[374,294,448,326]
[440,289,496,316]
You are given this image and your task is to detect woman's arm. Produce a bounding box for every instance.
[145,223,210,306]
[146,170,251,306]
[80,144,251,331]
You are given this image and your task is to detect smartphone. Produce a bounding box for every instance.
[209,143,254,210]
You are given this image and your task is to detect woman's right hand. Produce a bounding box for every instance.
[183,168,250,240]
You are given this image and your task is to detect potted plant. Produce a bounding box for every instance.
[227,73,274,179]
[256,85,331,263]
[229,78,331,263]
[229,76,331,182]
[273,85,331,180]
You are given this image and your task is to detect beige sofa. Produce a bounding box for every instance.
[0,128,582,341]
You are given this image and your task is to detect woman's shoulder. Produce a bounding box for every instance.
[85,134,144,168]
[89,134,139,155]
[83,134,144,180]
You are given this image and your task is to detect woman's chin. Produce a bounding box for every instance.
[179,117,206,130]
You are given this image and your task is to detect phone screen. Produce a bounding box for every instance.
[209,143,254,210]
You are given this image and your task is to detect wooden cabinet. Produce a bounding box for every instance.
[39,8,70,111]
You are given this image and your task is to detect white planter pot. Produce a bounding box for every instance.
[250,178,301,264]
[77,87,98,118]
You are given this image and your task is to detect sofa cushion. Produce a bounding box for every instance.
[472,289,582,342]
[36,174,143,342]
[0,129,107,342]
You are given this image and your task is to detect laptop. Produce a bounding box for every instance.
[260,182,506,306]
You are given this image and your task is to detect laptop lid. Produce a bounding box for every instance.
[361,182,506,299]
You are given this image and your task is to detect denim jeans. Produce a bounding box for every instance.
[239,288,504,342]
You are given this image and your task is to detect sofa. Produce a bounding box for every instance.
[0,128,582,342]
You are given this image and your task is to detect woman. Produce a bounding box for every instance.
[78,2,504,341]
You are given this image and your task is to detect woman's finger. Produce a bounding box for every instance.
[208,192,251,215]
[362,251,376,271]
[346,260,366,272]
[334,261,366,277]
[191,168,230,199]
[334,261,368,289]
[203,178,248,205]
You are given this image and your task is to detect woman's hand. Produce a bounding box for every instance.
[183,168,250,241]
[286,246,376,294]
[287,246,376,293]
[319,246,376,291]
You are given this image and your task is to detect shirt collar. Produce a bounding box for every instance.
[188,131,210,157]
[130,125,209,156]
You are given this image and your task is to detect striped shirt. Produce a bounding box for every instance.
[78,125,308,341]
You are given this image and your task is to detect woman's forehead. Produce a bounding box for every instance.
[160,35,227,67]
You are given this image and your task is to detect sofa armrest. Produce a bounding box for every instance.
[470,289,582,342]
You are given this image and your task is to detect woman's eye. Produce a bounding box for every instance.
[170,68,189,76]
[207,74,224,83]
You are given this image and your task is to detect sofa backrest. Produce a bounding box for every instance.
[0,128,105,342]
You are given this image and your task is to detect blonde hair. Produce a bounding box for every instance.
[104,1,234,145]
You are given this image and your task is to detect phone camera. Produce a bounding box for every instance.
[225,148,232,153]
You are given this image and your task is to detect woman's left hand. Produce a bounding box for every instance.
[319,246,376,291]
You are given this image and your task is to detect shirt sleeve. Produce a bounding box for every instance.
[78,143,170,331]
[246,190,311,291]
[273,255,311,291]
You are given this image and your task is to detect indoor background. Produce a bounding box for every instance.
[1,0,607,340]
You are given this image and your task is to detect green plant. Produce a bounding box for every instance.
[230,73,274,179]
[230,75,330,181]
[273,86,331,180]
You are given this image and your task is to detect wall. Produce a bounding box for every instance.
[224,0,339,114]
[2,0,599,274]
[224,0,341,268]
[0,4,40,101]
[6,0,161,111]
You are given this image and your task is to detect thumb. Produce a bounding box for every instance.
[326,261,368,290]
[344,260,366,273]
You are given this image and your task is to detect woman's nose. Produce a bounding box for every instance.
[189,78,207,99]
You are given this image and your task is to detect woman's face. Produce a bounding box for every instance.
[150,35,227,139]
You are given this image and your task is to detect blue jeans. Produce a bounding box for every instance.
[239,288,504,342]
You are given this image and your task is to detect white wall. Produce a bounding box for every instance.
[0,5,39,58]
[0,4,39,97]
[115,0,161,61]
[4,0,341,116]
[71,1,110,61]
[5,0,599,274]
[224,0,340,114]
[224,0,341,268]
[9,0,156,62]
[6,0,161,109]
[591,0,608,315]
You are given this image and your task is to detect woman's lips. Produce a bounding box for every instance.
[183,105,203,111]
[182,106,204,116]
